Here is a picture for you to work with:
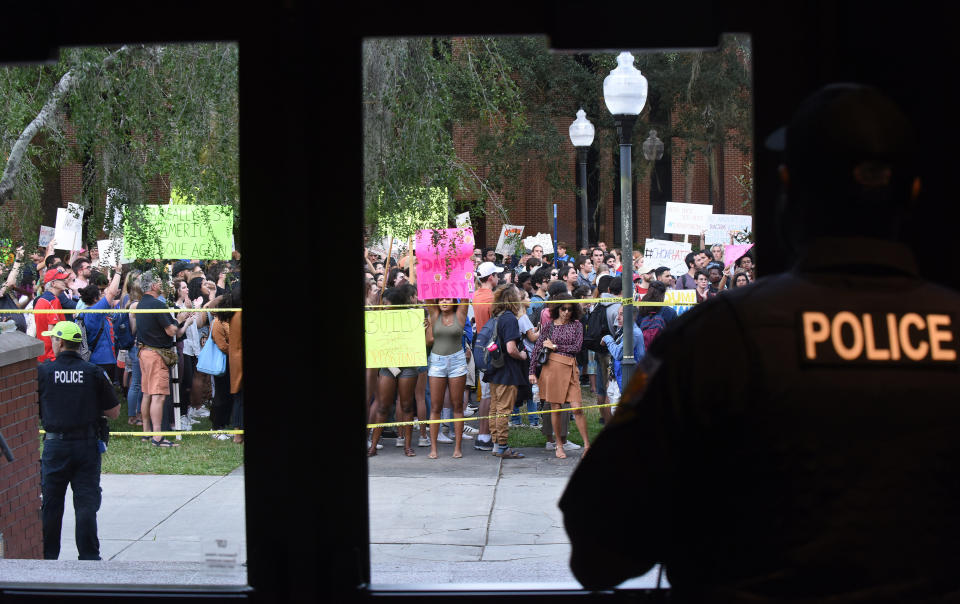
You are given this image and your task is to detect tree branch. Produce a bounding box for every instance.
[0,45,132,205]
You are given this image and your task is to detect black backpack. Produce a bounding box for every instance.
[472,314,505,372]
[582,304,611,353]
[529,295,544,328]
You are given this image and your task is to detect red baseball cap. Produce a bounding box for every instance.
[43,268,70,284]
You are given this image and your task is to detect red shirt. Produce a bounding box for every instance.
[34,294,64,362]
[472,287,495,332]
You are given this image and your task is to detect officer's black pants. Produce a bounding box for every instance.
[41,438,102,560]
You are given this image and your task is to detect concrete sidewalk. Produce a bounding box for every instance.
[0,437,665,590]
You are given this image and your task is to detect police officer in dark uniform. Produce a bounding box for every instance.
[559,84,960,602]
[39,320,120,560]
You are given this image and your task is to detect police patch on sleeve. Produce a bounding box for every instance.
[798,310,959,366]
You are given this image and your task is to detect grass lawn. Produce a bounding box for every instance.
[507,386,607,449]
[39,386,244,476]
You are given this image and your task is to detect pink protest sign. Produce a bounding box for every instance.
[415,228,476,301]
[724,244,754,268]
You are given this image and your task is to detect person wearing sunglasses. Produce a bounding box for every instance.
[528,293,590,459]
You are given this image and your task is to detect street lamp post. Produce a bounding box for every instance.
[604,51,648,389]
[569,109,595,250]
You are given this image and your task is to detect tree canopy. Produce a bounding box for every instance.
[363,35,753,243]
[0,43,238,252]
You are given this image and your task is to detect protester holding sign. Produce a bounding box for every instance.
[424,298,471,460]
[367,287,428,457]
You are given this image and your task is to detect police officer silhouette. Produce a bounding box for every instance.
[560,85,960,602]
[39,320,120,560]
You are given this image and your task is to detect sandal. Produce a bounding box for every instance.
[493,448,525,459]
[151,438,180,447]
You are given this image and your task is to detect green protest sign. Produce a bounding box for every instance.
[123,205,233,260]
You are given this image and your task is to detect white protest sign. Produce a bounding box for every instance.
[97,239,131,267]
[643,238,692,277]
[54,202,84,250]
[455,212,471,228]
[664,202,713,235]
[38,226,55,248]
[521,232,554,255]
[495,224,524,256]
[704,213,753,245]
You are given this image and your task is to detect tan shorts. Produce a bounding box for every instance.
[140,348,171,395]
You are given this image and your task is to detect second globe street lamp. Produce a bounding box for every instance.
[569,108,595,250]
[603,51,648,388]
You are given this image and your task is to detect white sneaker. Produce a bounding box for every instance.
[436,432,453,444]
[367,439,383,450]
[213,433,231,441]
[395,437,405,447]
[418,436,430,447]
[463,425,479,435]
[463,406,477,417]
[562,441,582,451]
[545,441,556,450]
[460,432,473,440]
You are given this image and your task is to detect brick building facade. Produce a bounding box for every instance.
[456,117,752,254]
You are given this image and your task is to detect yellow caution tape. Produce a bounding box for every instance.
[367,402,616,429]
[365,298,694,309]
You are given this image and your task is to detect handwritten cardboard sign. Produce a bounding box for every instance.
[704,213,753,245]
[664,202,713,235]
[495,224,524,256]
[38,226,55,248]
[724,244,755,268]
[123,205,233,260]
[415,228,475,300]
[643,238,692,277]
[54,203,84,251]
[364,309,428,368]
[521,232,554,255]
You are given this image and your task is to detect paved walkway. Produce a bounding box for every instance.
[0,439,665,590]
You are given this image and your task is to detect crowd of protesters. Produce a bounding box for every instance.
[0,237,244,447]
[362,235,755,460]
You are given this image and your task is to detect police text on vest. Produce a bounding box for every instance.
[54,370,85,384]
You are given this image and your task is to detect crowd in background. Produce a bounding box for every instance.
[0,237,244,446]
[362,237,756,459]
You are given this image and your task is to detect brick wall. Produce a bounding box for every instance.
[451,119,751,253]
[0,332,45,560]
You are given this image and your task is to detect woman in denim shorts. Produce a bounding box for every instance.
[425,298,470,459]
[368,285,425,458]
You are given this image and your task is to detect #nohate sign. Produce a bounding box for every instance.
[123,205,233,260]
[415,228,475,300]
[664,202,713,236]
[643,238,692,277]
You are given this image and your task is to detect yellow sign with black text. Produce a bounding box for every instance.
[364,309,428,368]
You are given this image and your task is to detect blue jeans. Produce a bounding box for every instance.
[42,438,102,560]
[511,395,539,425]
[126,344,142,417]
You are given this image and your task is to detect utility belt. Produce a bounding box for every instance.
[44,426,97,441]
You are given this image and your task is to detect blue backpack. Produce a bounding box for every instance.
[472,314,505,372]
